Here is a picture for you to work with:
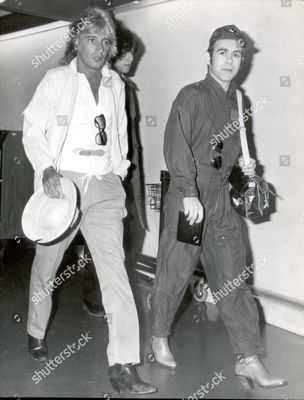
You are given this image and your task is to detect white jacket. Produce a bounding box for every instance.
[23,59,129,190]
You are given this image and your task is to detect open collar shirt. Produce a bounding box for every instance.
[23,58,129,191]
[60,59,116,175]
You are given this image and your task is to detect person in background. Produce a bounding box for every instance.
[149,24,287,391]
[81,21,147,318]
[22,7,156,395]
[113,21,147,268]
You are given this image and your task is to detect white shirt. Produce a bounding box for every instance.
[23,59,129,191]
[60,60,116,175]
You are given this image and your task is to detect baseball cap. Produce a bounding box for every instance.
[208,25,247,53]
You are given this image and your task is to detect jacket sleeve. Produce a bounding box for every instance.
[164,89,198,197]
[22,71,56,178]
[114,80,130,178]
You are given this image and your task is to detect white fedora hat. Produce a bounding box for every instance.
[22,178,79,244]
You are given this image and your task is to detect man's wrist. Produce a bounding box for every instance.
[183,187,198,197]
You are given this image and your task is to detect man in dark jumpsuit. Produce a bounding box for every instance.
[150,25,286,390]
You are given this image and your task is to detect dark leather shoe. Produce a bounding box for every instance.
[82,299,105,318]
[108,363,157,395]
[28,334,48,361]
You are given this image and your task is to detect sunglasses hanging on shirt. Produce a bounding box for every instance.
[94,113,107,146]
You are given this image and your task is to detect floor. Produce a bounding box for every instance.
[0,243,303,399]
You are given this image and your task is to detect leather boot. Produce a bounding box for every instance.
[235,355,287,390]
[149,335,177,369]
[28,334,48,361]
[108,363,157,394]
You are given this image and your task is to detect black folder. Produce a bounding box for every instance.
[176,211,203,246]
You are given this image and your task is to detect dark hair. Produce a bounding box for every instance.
[61,7,117,65]
[112,21,138,62]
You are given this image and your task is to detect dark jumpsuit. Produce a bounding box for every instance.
[150,73,263,356]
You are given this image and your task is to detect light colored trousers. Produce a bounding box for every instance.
[27,171,140,366]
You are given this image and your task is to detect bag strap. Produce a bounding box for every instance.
[236,89,250,165]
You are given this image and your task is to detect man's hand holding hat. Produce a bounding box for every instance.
[42,166,64,199]
[22,177,78,243]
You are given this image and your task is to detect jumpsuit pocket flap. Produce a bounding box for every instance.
[176,211,203,246]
